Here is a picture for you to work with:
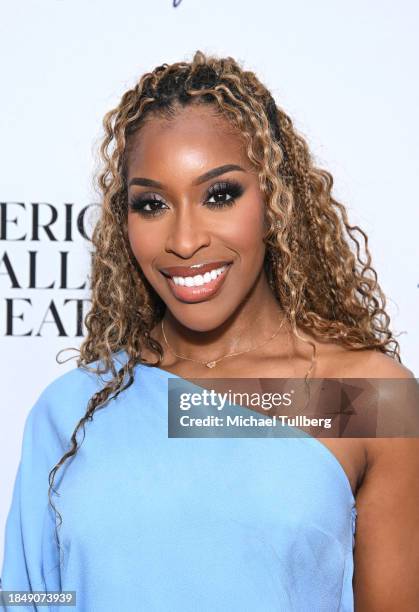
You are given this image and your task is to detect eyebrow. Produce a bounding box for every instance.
[128,164,246,189]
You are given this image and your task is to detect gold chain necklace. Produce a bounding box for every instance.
[161,316,286,369]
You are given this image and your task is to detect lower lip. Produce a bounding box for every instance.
[162,265,232,303]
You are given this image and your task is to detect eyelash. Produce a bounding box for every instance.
[128,180,244,218]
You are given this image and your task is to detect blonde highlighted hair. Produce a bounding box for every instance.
[48,49,401,552]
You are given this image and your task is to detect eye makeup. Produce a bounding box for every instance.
[129,193,167,217]
[128,178,244,218]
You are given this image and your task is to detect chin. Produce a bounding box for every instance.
[165,304,234,334]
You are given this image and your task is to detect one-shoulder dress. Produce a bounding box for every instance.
[1,350,357,611]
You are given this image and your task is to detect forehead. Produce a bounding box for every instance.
[126,104,250,176]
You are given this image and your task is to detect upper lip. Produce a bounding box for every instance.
[160,260,232,278]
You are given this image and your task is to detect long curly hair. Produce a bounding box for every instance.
[48,49,401,549]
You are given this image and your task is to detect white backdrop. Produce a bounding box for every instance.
[1,0,418,568]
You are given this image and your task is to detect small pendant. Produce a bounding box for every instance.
[205,361,217,368]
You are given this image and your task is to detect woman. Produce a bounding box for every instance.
[1,50,418,611]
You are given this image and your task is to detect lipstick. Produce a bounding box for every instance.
[159,261,232,303]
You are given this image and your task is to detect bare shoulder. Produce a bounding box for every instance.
[321,344,414,380]
[315,345,417,490]
[329,347,416,442]
[346,349,414,379]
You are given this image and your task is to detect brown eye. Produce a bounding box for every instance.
[129,195,168,217]
[205,180,244,209]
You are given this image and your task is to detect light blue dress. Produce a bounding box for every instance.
[1,350,357,611]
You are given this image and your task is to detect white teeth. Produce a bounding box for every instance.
[193,274,204,286]
[172,265,228,287]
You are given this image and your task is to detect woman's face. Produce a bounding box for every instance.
[126,103,271,332]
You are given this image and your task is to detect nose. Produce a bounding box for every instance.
[164,204,211,258]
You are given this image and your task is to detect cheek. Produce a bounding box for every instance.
[127,217,160,265]
[225,196,266,254]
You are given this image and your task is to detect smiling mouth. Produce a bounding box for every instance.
[160,263,232,303]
